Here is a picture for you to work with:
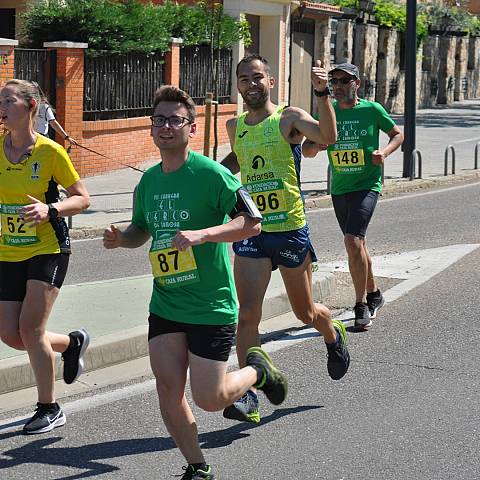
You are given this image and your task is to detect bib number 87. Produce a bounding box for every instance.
[157,250,179,273]
[254,192,279,212]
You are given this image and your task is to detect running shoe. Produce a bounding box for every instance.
[326,319,350,380]
[23,402,66,434]
[223,389,260,423]
[366,289,385,319]
[246,347,288,405]
[354,302,372,329]
[179,464,215,479]
[62,329,90,384]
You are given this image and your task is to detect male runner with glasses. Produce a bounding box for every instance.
[303,63,403,329]
[103,85,287,480]
[221,54,350,424]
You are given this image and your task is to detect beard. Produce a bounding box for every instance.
[334,84,357,103]
[241,89,269,109]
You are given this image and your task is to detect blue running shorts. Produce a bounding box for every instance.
[232,224,317,270]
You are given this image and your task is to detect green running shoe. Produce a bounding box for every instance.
[246,347,288,405]
[179,464,215,479]
[223,389,260,423]
[327,319,350,380]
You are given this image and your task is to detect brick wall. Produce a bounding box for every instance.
[0,40,17,87]
[38,40,235,177]
[79,103,236,176]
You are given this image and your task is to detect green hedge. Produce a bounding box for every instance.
[21,0,251,55]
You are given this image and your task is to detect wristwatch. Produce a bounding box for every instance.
[47,204,59,220]
[313,87,331,97]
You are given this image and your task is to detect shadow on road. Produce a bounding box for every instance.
[0,405,321,479]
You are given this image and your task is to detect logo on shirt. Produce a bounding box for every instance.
[238,131,248,138]
[31,161,40,179]
[263,126,273,137]
[251,155,265,170]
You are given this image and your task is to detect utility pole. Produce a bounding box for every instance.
[403,0,417,177]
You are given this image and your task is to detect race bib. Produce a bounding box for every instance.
[149,237,200,288]
[0,205,38,246]
[246,179,288,225]
[330,148,365,174]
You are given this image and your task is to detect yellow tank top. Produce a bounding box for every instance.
[234,106,305,232]
[0,134,79,261]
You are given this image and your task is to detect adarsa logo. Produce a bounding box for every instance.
[246,171,274,182]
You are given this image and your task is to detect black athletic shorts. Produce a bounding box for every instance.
[332,190,379,238]
[0,253,70,301]
[148,312,236,362]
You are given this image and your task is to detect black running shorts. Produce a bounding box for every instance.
[332,190,379,238]
[148,313,236,362]
[0,253,70,301]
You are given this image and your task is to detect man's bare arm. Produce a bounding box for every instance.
[371,126,404,165]
[220,117,240,174]
[103,223,150,249]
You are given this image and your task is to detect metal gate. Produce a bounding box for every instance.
[14,49,57,107]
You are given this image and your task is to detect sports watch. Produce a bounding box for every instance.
[313,87,331,97]
[47,204,59,220]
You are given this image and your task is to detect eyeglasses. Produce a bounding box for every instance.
[150,115,192,129]
[329,77,355,86]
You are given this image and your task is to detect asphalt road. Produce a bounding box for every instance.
[65,179,480,285]
[0,179,480,480]
[0,180,479,479]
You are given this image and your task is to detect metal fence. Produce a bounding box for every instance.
[84,52,165,120]
[14,48,57,107]
[180,45,233,105]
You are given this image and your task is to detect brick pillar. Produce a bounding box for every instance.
[44,41,88,175]
[0,38,18,87]
[164,37,183,87]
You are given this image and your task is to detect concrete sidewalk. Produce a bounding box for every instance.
[0,268,335,394]
[1,99,479,395]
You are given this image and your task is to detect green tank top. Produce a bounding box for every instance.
[234,106,305,232]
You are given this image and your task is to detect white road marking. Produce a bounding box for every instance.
[322,243,480,303]
[1,244,478,433]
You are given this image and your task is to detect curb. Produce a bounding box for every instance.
[303,170,480,210]
[69,170,480,239]
[0,272,335,395]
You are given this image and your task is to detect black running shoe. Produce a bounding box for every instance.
[23,402,66,434]
[366,289,385,319]
[223,389,260,423]
[62,329,90,384]
[354,302,372,329]
[179,465,215,479]
[327,320,350,380]
[246,347,288,405]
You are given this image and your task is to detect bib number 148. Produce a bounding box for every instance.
[331,149,364,166]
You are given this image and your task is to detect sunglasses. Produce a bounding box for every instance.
[329,77,356,85]
[150,115,192,129]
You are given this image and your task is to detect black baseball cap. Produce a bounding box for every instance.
[328,63,360,79]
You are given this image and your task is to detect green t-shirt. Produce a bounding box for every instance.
[132,150,242,325]
[327,99,396,196]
